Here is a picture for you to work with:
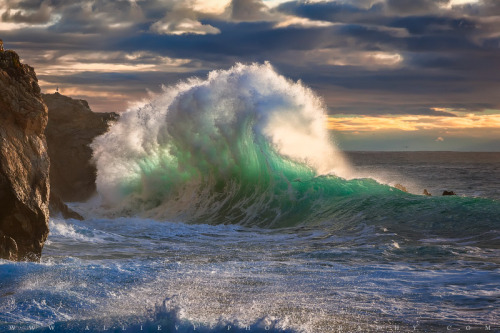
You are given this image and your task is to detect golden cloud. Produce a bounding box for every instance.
[327,113,500,132]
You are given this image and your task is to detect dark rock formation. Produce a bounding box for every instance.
[442,190,456,196]
[0,47,50,261]
[423,189,432,196]
[394,183,408,192]
[49,191,83,220]
[43,93,118,202]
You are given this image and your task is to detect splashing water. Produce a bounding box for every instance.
[91,62,500,236]
[92,63,356,226]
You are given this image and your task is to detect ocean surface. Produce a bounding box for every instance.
[1,64,499,333]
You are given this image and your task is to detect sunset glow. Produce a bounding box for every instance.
[2,0,499,150]
[328,113,500,132]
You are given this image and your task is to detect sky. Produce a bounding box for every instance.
[1,0,499,151]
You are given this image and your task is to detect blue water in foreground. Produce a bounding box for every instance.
[1,152,499,333]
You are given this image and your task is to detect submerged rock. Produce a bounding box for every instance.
[394,183,408,192]
[43,93,118,202]
[0,47,50,261]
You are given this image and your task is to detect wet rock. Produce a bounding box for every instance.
[43,93,118,202]
[394,183,408,192]
[49,191,83,220]
[0,46,50,261]
[442,190,456,196]
[423,189,432,196]
[0,231,18,261]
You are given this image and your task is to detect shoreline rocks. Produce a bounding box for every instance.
[0,47,50,261]
[49,191,83,220]
[43,93,118,202]
[442,190,456,196]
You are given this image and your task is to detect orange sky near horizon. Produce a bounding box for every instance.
[327,112,500,133]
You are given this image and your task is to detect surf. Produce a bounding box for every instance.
[91,62,500,236]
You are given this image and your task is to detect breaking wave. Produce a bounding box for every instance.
[91,63,500,235]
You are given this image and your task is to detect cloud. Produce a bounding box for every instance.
[1,0,52,24]
[192,0,232,15]
[229,0,272,21]
[276,1,383,24]
[149,2,221,35]
[34,51,192,75]
[274,16,334,28]
[386,0,450,14]
[0,0,498,139]
[327,114,500,132]
[389,16,477,35]
[151,18,220,35]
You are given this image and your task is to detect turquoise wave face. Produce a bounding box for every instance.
[91,63,500,238]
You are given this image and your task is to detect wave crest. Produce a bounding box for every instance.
[92,63,357,225]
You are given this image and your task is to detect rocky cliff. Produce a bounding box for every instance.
[0,47,50,261]
[43,93,118,202]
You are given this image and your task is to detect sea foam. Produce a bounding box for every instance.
[91,63,353,224]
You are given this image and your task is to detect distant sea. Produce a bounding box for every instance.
[346,151,500,200]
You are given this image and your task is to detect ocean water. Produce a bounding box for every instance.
[1,64,499,333]
[347,151,500,201]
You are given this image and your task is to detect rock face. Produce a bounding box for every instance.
[394,183,408,193]
[0,48,50,261]
[43,93,118,202]
[49,191,83,220]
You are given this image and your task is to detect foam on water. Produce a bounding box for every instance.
[87,62,500,237]
[91,63,359,224]
[2,215,499,333]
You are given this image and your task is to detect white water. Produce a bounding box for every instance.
[91,63,351,218]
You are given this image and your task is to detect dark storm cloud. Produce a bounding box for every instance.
[385,0,449,14]
[460,0,500,15]
[39,70,207,91]
[273,2,498,66]
[1,4,51,24]
[388,16,477,35]
[272,62,497,117]
[114,22,335,60]
[229,0,273,21]
[1,0,499,116]
[1,0,46,11]
[277,0,385,24]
